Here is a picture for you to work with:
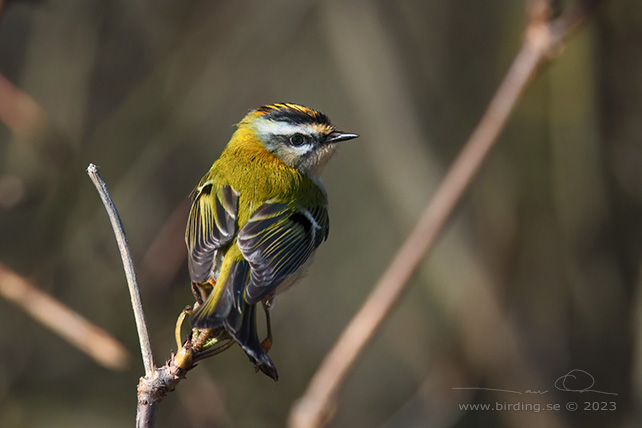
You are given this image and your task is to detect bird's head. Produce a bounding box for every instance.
[237,103,359,177]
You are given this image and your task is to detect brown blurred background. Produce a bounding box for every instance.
[1,0,641,427]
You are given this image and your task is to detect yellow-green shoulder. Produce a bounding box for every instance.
[201,127,327,224]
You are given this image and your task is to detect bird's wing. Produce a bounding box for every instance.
[185,183,239,282]
[237,201,329,304]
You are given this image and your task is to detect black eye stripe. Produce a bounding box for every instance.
[257,104,332,126]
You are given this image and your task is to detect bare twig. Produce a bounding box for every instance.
[87,163,160,428]
[87,163,229,428]
[0,262,131,370]
[288,2,605,427]
[86,163,155,378]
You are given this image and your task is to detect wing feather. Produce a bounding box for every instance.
[237,201,329,304]
[185,184,239,282]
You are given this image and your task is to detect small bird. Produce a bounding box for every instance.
[185,103,358,380]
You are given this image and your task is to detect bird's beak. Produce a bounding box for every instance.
[325,131,360,144]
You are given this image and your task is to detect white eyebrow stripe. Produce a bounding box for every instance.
[253,119,319,137]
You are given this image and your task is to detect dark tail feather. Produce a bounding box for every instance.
[225,302,278,381]
[224,261,278,381]
[191,260,278,381]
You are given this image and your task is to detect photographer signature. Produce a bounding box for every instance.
[452,369,617,396]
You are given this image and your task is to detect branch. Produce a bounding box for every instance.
[288,1,605,427]
[86,163,225,428]
[86,163,155,378]
[0,262,131,370]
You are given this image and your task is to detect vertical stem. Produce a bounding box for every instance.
[87,163,155,378]
[136,401,158,428]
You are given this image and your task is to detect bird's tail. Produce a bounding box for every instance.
[191,260,278,381]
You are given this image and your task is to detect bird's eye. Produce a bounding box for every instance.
[289,134,306,146]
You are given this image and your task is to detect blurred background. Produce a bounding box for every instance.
[0,0,640,427]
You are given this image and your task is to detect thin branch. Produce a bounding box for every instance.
[0,262,131,370]
[87,164,226,427]
[86,163,155,378]
[288,2,605,427]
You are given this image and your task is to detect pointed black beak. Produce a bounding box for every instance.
[325,131,359,144]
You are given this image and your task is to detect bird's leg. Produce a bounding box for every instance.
[191,279,215,307]
[260,298,274,353]
[191,282,203,304]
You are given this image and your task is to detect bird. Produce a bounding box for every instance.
[185,103,358,381]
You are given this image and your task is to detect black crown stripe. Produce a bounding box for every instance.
[256,103,332,127]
